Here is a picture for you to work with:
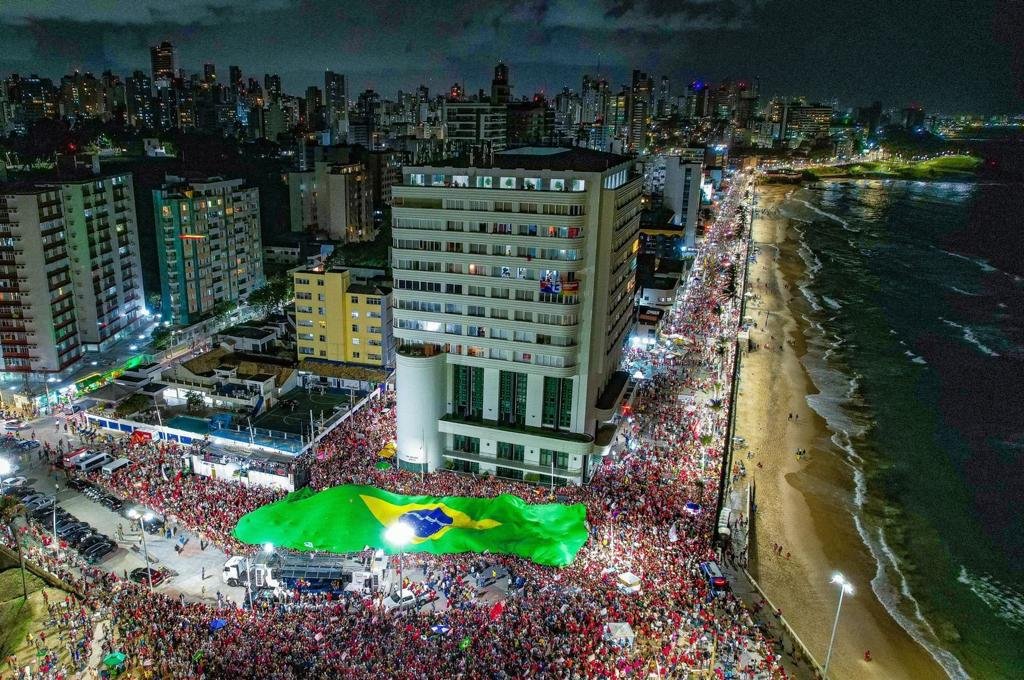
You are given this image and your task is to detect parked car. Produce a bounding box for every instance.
[67,478,91,491]
[3,420,26,431]
[25,496,55,512]
[66,528,98,547]
[129,567,167,586]
[382,589,426,613]
[1,476,27,489]
[100,495,124,511]
[57,522,89,538]
[82,541,116,563]
[76,535,108,552]
[15,440,40,451]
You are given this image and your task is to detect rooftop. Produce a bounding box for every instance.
[490,146,633,173]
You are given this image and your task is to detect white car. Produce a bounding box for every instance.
[1,476,27,489]
[3,420,25,431]
[382,588,422,613]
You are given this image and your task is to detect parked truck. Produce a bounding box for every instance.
[222,549,386,596]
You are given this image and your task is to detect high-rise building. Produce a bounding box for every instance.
[491,61,511,105]
[781,102,833,140]
[0,186,82,377]
[442,101,507,153]
[153,175,264,325]
[507,100,555,147]
[263,73,282,103]
[629,69,653,152]
[53,173,145,351]
[663,148,705,249]
[203,62,217,84]
[288,162,374,242]
[293,266,393,368]
[124,71,155,129]
[657,75,670,117]
[0,170,145,376]
[685,80,711,118]
[390,146,642,484]
[324,70,347,135]
[150,41,176,83]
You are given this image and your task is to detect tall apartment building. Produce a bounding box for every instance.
[0,171,144,376]
[293,266,393,368]
[56,173,145,351]
[391,147,642,485]
[0,187,81,377]
[663,148,705,249]
[288,162,374,242]
[442,101,507,153]
[150,41,176,84]
[153,175,264,325]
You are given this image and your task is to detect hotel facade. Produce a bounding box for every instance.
[390,147,641,485]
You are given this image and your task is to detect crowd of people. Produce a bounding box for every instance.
[1,174,800,679]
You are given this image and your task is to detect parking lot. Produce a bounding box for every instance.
[4,445,246,606]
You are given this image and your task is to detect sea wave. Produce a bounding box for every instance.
[940,318,1001,357]
[791,198,860,232]
[848,511,971,680]
[948,285,982,297]
[957,566,1024,630]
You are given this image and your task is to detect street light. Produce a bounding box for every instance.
[128,509,155,589]
[823,572,855,678]
[384,521,414,596]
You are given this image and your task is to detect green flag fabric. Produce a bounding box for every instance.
[233,484,588,567]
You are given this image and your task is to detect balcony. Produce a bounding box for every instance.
[444,449,583,477]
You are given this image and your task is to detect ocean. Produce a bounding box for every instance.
[777,154,1024,678]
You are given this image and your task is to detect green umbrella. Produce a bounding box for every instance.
[103,652,127,668]
[375,461,391,470]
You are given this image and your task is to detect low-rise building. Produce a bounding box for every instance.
[292,266,393,368]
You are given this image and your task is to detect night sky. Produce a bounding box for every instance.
[0,0,1021,113]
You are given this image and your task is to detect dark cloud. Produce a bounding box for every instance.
[0,0,1017,112]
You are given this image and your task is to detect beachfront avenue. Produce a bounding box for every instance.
[0,173,810,678]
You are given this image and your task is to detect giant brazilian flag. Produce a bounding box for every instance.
[233,484,588,567]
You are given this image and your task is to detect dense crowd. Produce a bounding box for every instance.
[2,175,795,679]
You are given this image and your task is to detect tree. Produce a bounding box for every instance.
[185,391,204,414]
[151,326,172,350]
[0,496,29,601]
[247,275,293,317]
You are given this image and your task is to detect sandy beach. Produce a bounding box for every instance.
[732,184,947,680]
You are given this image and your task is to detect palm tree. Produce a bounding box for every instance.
[0,495,29,601]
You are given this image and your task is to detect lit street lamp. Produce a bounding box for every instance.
[384,521,414,596]
[823,572,855,678]
[128,509,155,589]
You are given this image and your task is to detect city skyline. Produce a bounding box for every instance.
[0,0,1020,113]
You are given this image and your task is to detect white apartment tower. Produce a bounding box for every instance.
[391,147,641,485]
[0,187,82,377]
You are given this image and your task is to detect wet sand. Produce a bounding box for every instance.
[734,185,946,680]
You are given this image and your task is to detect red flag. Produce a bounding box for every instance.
[489,601,505,621]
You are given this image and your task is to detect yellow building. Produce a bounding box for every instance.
[293,266,393,367]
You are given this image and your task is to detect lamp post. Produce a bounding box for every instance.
[384,522,414,596]
[129,509,155,589]
[823,572,854,678]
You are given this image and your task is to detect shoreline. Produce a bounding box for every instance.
[732,184,948,680]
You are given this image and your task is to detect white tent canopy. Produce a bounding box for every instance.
[603,622,635,648]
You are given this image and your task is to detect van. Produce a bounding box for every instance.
[717,508,733,538]
[77,453,112,472]
[699,561,729,594]
[63,447,91,469]
[101,458,130,475]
